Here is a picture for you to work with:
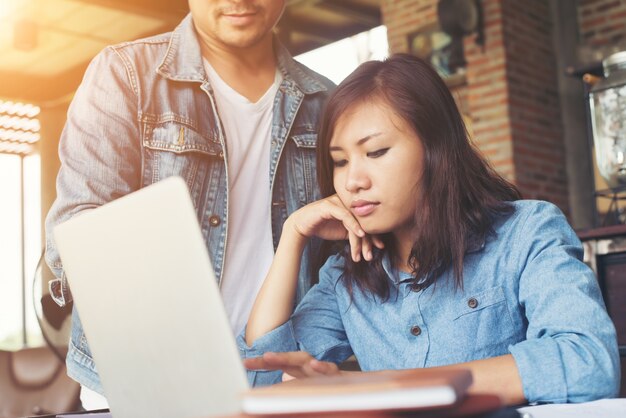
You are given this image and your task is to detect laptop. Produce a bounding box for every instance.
[53,177,248,418]
[53,176,473,418]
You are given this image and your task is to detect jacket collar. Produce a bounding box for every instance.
[157,14,328,95]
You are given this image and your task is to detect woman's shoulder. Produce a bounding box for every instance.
[500,200,567,227]
[509,199,563,215]
[496,199,578,245]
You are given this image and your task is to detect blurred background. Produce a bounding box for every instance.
[0,0,625,397]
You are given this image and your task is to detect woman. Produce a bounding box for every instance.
[238,54,620,404]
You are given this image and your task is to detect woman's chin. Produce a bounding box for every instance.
[362,225,389,236]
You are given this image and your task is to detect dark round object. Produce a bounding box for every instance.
[437,0,480,37]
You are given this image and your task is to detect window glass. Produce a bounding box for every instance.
[0,98,43,349]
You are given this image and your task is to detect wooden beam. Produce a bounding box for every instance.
[0,22,174,104]
[317,0,381,27]
[72,0,188,24]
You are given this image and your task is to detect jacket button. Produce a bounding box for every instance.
[410,325,421,336]
[468,297,478,309]
[218,151,224,159]
[209,215,221,227]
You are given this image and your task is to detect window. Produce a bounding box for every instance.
[295,26,389,84]
[0,99,43,349]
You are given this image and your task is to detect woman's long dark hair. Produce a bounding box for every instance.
[316,54,521,299]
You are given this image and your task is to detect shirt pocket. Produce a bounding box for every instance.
[142,121,223,192]
[449,285,517,359]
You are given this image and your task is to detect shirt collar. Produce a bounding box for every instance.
[381,253,414,285]
[380,233,487,286]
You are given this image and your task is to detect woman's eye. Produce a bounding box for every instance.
[367,148,390,158]
[332,159,348,168]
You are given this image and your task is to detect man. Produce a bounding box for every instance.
[45,0,334,408]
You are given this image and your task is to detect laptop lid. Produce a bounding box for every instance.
[53,176,249,418]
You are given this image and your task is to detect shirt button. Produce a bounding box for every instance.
[468,297,478,309]
[410,283,422,292]
[410,325,421,336]
[208,215,221,227]
[218,151,224,159]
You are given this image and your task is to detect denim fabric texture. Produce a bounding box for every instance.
[238,200,621,403]
[44,14,334,394]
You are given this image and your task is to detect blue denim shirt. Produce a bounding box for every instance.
[238,201,620,403]
[44,14,334,394]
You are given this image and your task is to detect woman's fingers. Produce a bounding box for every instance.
[348,230,362,262]
[372,235,385,250]
[361,235,374,261]
[309,358,340,375]
[244,352,340,378]
[242,356,271,370]
[297,195,382,262]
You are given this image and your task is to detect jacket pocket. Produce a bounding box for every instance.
[142,122,223,190]
[285,131,319,206]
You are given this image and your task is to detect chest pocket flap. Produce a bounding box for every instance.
[452,286,507,321]
[290,132,317,149]
[144,122,222,157]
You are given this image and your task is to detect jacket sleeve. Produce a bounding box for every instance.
[237,255,353,387]
[44,46,142,305]
[508,202,620,403]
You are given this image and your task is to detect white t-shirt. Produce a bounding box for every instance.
[203,59,282,335]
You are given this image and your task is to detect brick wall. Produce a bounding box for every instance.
[578,0,626,49]
[464,0,512,180]
[381,0,569,214]
[503,0,568,210]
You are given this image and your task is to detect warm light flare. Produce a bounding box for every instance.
[0,0,18,20]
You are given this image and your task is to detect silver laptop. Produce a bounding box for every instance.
[53,176,249,418]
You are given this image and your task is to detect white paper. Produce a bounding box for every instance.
[517,398,626,418]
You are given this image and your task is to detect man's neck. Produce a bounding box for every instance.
[200,36,278,103]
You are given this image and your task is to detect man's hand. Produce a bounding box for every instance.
[243,351,341,381]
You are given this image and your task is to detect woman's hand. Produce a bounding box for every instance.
[288,195,384,262]
[243,351,341,381]
[245,195,383,346]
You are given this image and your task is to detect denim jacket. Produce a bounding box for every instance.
[44,14,334,394]
[238,201,621,403]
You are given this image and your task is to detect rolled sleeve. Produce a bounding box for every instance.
[511,202,620,403]
[510,338,567,403]
[237,321,299,387]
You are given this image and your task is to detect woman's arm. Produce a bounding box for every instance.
[509,202,620,402]
[244,352,525,405]
[244,216,310,345]
[437,354,525,405]
[245,195,379,345]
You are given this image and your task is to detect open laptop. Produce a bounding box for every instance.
[53,176,472,418]
[53,177,248,418]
